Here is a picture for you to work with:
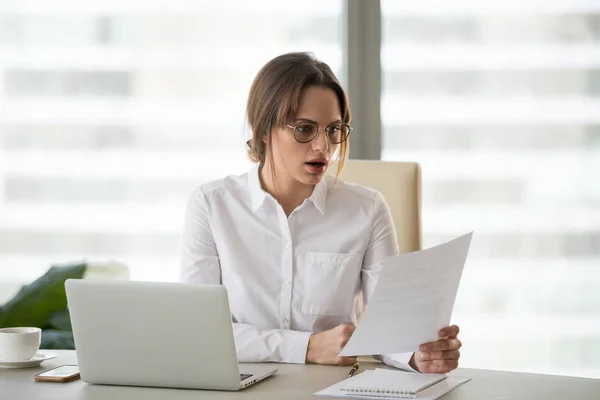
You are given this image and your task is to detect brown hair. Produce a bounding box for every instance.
[246,52,350,179]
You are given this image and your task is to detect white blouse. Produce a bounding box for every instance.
[180,165,414,371]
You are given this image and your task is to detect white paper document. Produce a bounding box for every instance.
[339,232,473,357]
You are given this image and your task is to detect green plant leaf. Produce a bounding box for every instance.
[47,309,72,331]
[41,329,75,350]
[0,263,87,329]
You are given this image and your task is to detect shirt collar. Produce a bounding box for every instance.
[309,175,328,215]
[248,165,267,213]
[247,165,328,215]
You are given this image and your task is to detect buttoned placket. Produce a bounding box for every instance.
[275,205,294,330]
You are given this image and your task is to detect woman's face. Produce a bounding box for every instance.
[270,86,342,187]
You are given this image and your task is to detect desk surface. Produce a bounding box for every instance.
[2,350,599,400]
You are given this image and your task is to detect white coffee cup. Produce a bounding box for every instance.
[0,327,42,362]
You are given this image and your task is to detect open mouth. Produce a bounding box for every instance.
[305,161,327,174]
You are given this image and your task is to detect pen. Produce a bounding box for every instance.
[348,362,359,377]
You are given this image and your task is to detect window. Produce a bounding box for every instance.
[0,0,343,300]
[2,0,598,380]
[382,1,600,378]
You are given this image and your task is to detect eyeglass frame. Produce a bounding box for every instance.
[285,119,353,144]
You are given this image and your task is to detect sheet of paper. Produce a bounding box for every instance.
[339,232,472,357]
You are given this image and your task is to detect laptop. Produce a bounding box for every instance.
[65,279,278,390]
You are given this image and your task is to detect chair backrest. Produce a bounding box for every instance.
[330,160,422,253]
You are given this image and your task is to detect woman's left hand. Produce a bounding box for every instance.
[410,325,462,374]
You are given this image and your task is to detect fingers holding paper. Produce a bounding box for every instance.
[412,325,462,374]
[437,325,460,340]
[418,349,460,362]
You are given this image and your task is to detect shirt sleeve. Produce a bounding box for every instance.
[232,323,312,364]
[180,187,312,364]
[361,191,417,373]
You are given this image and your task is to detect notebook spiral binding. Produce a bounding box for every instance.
[341,387,417,399]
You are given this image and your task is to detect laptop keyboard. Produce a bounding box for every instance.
[240,373,253,381]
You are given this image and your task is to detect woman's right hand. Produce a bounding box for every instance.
[306,324,358,366]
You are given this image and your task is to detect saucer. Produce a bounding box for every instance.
[0,351,58,369]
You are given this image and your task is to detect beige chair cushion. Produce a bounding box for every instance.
[330,160,422,253]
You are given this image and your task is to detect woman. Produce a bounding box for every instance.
[180,52,461,373]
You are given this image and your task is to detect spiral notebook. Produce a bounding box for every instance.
[315,369,471,400]
[342,369,445,398]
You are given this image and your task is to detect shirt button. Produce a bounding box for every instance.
[282,318,289,325]
[284,280,291,287]
[285,242,291,249]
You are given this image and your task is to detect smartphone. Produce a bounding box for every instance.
[34,365,80,383]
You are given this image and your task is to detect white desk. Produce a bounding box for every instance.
[2,350,599,399]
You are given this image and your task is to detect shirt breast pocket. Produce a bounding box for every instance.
[300,251,363,317]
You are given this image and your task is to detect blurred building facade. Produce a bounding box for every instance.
[381,1,600,378]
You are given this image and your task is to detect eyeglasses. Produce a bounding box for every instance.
[286,120,352,144]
